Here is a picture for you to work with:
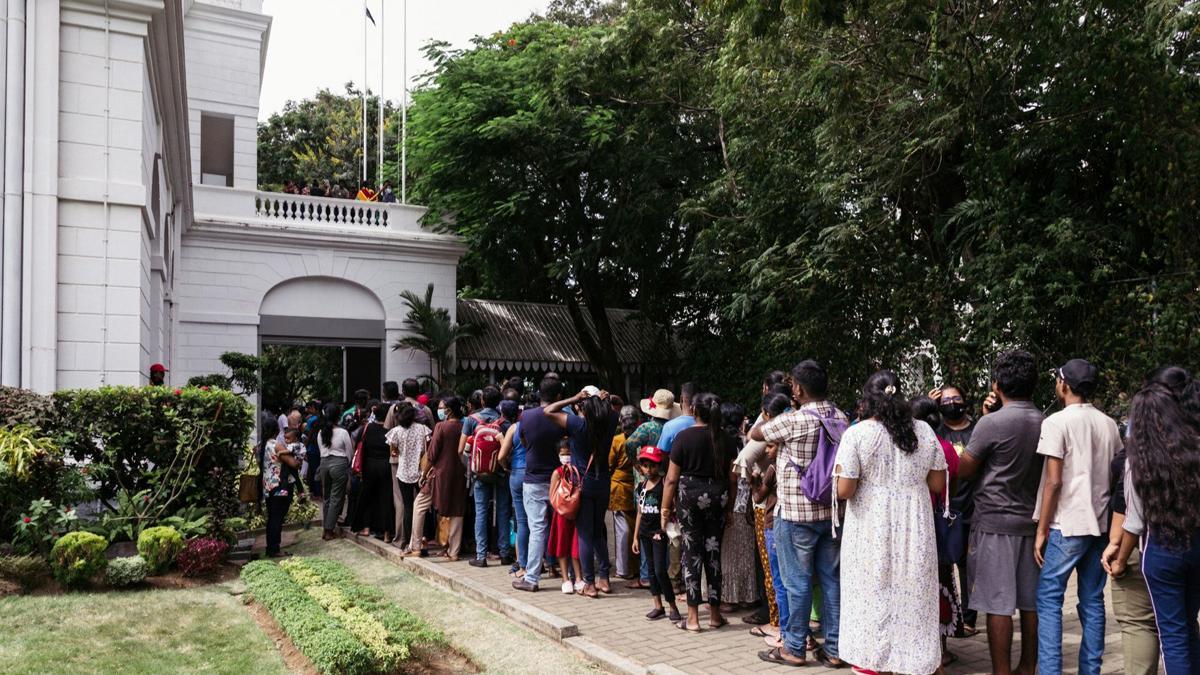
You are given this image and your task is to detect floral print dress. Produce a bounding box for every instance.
[833,419,947,675]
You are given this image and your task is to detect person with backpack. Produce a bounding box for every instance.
[750,359,849,668]
[831,371,948,674]
[458,385,513,568]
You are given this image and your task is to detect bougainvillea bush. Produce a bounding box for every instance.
[176,537,229,577]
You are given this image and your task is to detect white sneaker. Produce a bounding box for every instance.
[573,580,585,593]
[561,581,574,594]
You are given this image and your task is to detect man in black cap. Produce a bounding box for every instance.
[1032,358,1123,674]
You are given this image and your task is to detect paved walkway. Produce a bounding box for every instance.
[350,531,1128,674]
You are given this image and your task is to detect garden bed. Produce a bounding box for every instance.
[241,556,478,674]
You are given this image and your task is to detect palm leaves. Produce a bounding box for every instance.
[391,284,481,388]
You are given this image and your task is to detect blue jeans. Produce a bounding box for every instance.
[472,478,512,561]
[1036,530,1108,674]
[522,482,552,585]
[509,468,528,570]
[775,518,840,658]
[1142,528,1200,675]
[765,524,790,632]
[576,490,611,584]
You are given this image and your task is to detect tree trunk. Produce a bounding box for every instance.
[563,293,625,397]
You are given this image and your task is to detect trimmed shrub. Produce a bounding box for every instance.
[49,531,108,587]
[105,555,148,587]
[0,554,48,592]
[176,537,229,577]
[137,526,184,574]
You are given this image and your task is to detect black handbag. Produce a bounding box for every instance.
[934,471,965,564]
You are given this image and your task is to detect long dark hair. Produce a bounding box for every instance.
[1127,383,1200,547]
[862,370,918,454]
[694,392,736,474]
[320,403,342,446]
[910,396,942,431]
[1148,365,1200,425]
[762,392,791,418]
[578,394,612,461]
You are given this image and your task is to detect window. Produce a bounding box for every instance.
[199,113,234,187]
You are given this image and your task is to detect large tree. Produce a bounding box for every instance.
[406,5,722,389]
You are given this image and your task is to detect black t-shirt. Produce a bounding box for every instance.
[938,420,977,521]
[519,407,563,485]
[637,480,665,535]
[670,426,724,480]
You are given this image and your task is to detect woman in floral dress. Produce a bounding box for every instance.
[833,371,948,674]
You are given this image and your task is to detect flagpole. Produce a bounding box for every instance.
[361,0,368,188]
[401,0,407,204]
[377,0,384,189]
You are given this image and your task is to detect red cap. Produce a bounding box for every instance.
[417,394,430,406]
[150,363,168,373]
[637,446,664,463]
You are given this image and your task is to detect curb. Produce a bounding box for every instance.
[343,533,660,675]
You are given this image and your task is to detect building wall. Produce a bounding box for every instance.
[175,223,461,393]
[56,4,180,390]
[183,1,270,190]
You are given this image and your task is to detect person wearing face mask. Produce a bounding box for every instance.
[423,396,468,560]
[928,383,981,635]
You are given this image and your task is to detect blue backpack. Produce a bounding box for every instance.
[787,409,848,504]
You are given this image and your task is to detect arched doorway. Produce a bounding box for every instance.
[259,277,386,409]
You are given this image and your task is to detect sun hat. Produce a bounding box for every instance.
[637,446,665,464]
[639,389,680,420]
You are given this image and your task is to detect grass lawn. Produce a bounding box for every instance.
[0,583,287,675]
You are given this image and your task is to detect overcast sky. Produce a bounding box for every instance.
[259,0,547,120]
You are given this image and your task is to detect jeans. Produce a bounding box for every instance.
[1142,528,1200,675]
[265,493,292,555]
[765,524,789,631]
[639,531,673,601]
[521,482,552,585]
[509,468,529,570]
[1036,530,1108,674]
[319,456,349,531]
[576,490,611,584]
[775,518,840,658]
[472,477,512,561]
[640,542,652,582]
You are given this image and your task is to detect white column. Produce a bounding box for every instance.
[20,0,57,392]
[1,0,24,386]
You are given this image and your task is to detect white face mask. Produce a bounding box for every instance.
[559,455,571,465]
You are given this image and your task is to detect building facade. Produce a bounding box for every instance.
[0,0,464,396]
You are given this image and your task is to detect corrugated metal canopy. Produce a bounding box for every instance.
[455,299,670,372]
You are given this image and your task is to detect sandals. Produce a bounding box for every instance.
[749,626,770,638]
[674,620,701,633]
[758,647,805,667]
[646,608,666,621]
[595,578,612,594]
[709,618,729,630]
[815,647,848,669]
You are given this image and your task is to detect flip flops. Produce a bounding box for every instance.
[674,620,701,633]
[758,647,805,667]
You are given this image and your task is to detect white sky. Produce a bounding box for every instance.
[258,0,548,120]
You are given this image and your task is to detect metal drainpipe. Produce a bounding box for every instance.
[0,0,25,387]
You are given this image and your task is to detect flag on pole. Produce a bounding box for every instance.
[365,6,376,26]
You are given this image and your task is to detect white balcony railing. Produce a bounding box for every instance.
[192,185,430,234]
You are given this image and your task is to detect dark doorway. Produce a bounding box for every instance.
[344,346,382,404]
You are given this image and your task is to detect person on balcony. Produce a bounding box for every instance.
[355,181,378,201]
[380,182,397,203]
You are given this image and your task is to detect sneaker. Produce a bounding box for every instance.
[469,558,487,568]
[573,580,585,593]
[561,581,574,594]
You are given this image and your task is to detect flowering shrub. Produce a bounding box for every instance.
[176,537,229,577]
[137,526,184,575]
[11,498,78,557]
[105,555,148,587]
[49,531,108,588]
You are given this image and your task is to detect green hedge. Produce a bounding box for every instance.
[54,386,252,526]
[241,557,443,674]
[49,531,108,588]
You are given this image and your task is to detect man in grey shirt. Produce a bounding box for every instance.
[959,349,1045,675]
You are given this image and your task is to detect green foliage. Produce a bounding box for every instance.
[49,531,107,588]
[161,505,214,539]
[0,425,56,480]
[257,85,400,190]
[104,555,148,587]
[0,554,48,592]
[0,393,86,544]
[260,345,343,415]
[12,498,79,557]
[55,386,252,531]
[0,385,55,429]
[390,284,480,388]
[185,351,263,396]
[137,526,185,575]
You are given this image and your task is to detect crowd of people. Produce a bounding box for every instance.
[279,179,398,202]
[255,356,1200,675]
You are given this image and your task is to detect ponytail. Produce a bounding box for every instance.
[320,402,342,447]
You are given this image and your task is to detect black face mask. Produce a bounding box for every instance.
[939,403,966,421]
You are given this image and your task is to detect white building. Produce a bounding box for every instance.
[0,0,465,397]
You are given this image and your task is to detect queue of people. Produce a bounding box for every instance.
[257,356,1200,674]
[280,179,397,202]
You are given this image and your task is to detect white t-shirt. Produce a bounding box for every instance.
[317,426,353,459]
[1033,403,1123,537]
